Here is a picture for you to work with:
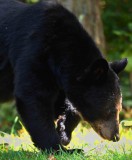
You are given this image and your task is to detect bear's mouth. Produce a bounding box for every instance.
[98,128,120,142]
[90,123,107,140]
[98,129,107,140]
[94,126,109,140]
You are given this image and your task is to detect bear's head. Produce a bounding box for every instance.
[67,58,128,142]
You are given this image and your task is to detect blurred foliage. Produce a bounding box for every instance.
[0,103,21,133]
[20,0,38,3]
[102,0,132,107]
[102,0,132,61]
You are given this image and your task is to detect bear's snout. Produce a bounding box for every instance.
[100,128,120,142]
[90,118,120,142]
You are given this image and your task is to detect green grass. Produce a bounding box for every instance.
[0,149,86,160]
[0,144,132,160]
[0,122,132,160]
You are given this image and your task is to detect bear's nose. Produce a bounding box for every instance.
[112,134,120,142]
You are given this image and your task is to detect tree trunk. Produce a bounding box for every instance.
[58,0,106,53]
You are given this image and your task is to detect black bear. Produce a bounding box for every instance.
[0,0,127,152]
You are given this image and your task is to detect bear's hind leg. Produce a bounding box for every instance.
[57,99,81,146]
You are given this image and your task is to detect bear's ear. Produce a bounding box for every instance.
[90,58,109,82]
[110,58,128,74]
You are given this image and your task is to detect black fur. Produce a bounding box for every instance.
[0,0,127,151]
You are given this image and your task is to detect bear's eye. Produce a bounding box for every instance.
[107,110,116,117]
[111,111,116,115]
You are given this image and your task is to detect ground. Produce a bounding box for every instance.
[0,120,132,160]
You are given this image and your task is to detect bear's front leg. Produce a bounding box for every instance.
[14,66,62,152]
[16,95,61,151]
